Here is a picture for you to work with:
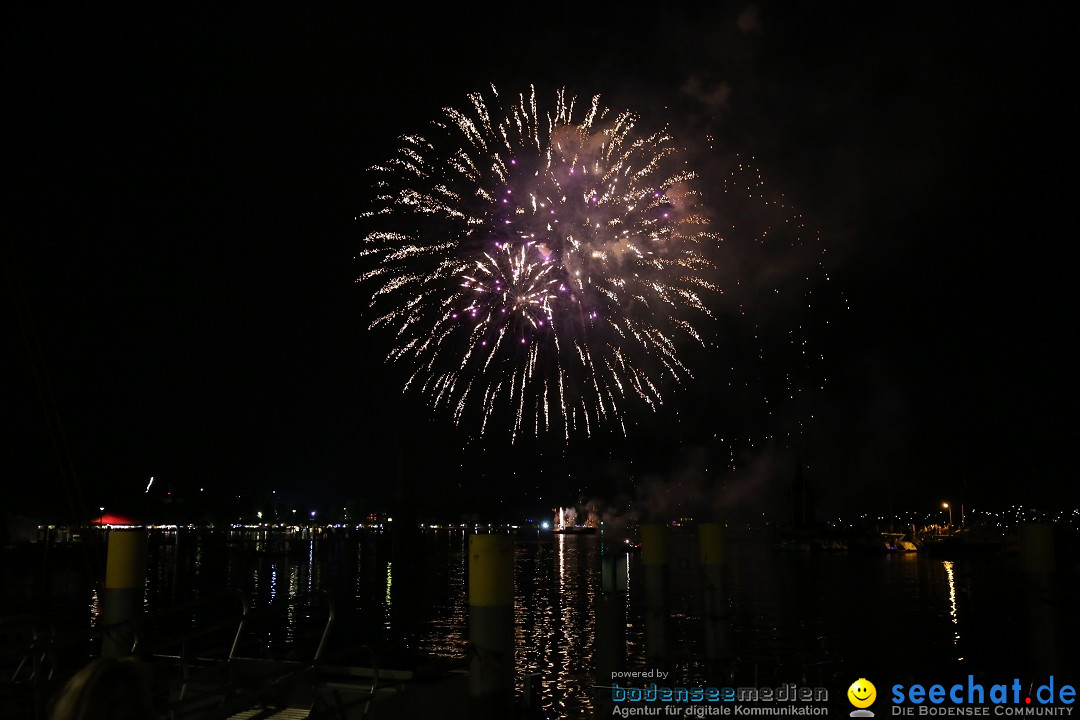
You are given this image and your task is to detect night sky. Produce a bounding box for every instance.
[5,4,1075,526]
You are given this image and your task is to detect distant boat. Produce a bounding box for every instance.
[553,526,597,535]
[881,532,919,552]
[921,526,1004,555]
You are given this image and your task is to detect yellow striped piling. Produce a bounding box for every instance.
[641,523,669,669]
[1020,522,1055,577]
[102,528,147,657]
[699,523,733,662]
[595,551,627,717]
[468,534,514,717]
[1021,523,1058,677]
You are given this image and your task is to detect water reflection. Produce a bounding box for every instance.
[942,560,960,646]
[415,529,467,658]
[89,586,100,628]
[383,561,393,632]
[21,525,1069,715]
[506,533,600,717]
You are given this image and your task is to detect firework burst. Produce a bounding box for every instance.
[357,85,719,441]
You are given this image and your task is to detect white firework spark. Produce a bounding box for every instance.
[357,85,718,441]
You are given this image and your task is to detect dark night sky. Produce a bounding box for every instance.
[4,3,1076,526]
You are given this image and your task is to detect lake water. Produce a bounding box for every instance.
[3,526,1079,717]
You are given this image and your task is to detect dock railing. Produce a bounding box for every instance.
[1,590,393,720]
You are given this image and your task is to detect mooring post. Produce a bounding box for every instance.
[641,523,669,670]
[468,533,514,718]
[102,527,147,657]
[1020,522,1058,678]
[594,551,628,717]
[699,522,733,668]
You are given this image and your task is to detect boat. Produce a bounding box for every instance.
[881,532,919,552]
[551,506,598,535]
[552,526,596,535]
[920,525,1004,555]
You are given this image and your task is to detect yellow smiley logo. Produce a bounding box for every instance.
[848,678,876,709]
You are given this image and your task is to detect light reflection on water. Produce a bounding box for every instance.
[512,533,599,717]
[7,526,1071,715]
[943,560,960,646]
[414,529,466,658]
[383,561,392,632]
[88,586,100,628]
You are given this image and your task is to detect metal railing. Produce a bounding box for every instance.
[1,590,386,720]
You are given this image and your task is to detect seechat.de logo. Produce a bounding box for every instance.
[849,678,877,717]
[891,676,1076,710]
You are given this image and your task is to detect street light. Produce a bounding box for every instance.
[942,502,953,527]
